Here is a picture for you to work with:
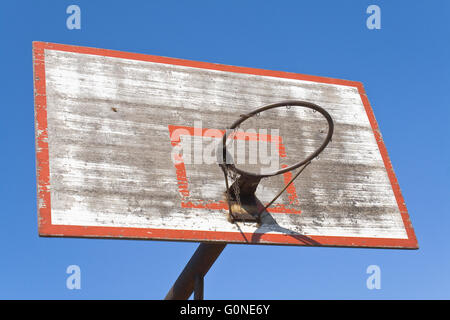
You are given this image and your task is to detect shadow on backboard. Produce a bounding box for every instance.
[233,198,321,246]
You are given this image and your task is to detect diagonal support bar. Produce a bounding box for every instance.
[164,243,226,300]
[194,274,204,300]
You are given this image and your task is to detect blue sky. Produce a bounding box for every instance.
[0,0,449,299]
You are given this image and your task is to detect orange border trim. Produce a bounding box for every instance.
[33,41,418,249]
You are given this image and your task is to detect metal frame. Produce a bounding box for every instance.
[218,100,334,224]
[166,101,334,299]
[164,243,226,300]
[219,100,334,178]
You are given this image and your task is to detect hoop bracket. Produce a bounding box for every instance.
[224,173,262,224]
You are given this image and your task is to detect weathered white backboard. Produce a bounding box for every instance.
[33,42,417,249]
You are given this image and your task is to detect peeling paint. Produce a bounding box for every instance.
[33,42,417,249]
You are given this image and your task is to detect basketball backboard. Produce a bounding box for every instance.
[33,42,417,249]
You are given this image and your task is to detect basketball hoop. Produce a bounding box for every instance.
[218,100,334,224]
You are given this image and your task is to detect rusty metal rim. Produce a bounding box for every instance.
[219,100,334,178]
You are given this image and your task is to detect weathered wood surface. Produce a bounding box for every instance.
[33,42,417,248]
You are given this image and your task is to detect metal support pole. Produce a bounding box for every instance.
[164,243,226,300]
[194,274,204,300]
